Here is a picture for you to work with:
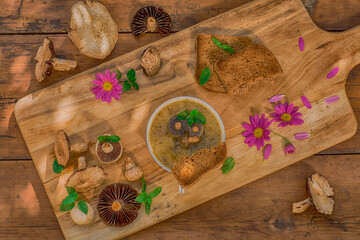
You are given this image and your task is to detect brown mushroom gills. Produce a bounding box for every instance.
[96,141,122,163]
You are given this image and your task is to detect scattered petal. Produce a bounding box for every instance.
[323,95,340,104]
[327,67,339,79]
[300,93,312,109]
[298,37,304,52]
[263,144,272,161]
[268,94,285,103]
[294,132,312,140]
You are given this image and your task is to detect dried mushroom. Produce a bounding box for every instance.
[123,157,143,182]
[54,130,88,167]
[35,38,77,82]
[70,201,95,225]
[95,134,123,163]
[131,6,172,37]
[97,183,141,227]
[66,156,107,199]
[141,46,161,76]
[292,173,334,215]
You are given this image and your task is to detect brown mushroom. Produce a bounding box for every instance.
[95,134,123,163]
[292,173,334,214]
[66,156,107,199]
[123,157,143,182]
[54,130,88,167]
[187,123,204,144]
[70,201,95,225]
[35,38,77,82]
[167,116,189,139]
[131,6,172,37]
[97,183,141,227]
[141,46,161,76]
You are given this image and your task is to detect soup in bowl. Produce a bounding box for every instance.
[146,96,225,172]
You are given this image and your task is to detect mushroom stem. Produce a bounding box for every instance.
[102,142,113,153]
[147,17,157,31]
[292,198,312,213]
[52,57,77,71]
[78,156,87,170]
[71,143,88,153]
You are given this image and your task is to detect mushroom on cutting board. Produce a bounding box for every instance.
[70,201,95,225]
[292,173,334,214]
[35,37,77,82]
[54,130,88,167]
[66,156,107,199]
[141,46,161,76]
[95,134,123,164]
[123,157,143,182]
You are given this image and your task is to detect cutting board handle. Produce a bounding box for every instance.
[342,25,360,67]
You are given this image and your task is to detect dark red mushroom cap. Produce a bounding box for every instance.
[131,6,172,37]
[97,183,141,227]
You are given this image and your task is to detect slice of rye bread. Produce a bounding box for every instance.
[172,142,227,188]
[214,43,282,95]
[196,34,252,93]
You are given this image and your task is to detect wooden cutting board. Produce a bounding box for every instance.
[14,0,360,239]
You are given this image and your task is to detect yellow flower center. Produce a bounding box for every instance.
[254,127,263,139]
[281,113,292,122]
[103,81,113,91]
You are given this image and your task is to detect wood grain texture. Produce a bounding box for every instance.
[12,0,360,238]
[2,155,360,239]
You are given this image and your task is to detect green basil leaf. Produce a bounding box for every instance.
[211,36,222,47]
[116,69,122,80]
[97,136,110,142]
[199,67,211,86]
[145,202,151,215]
[221,44,234,54]
[62,192,78,204]
[127,69,136,82]
[78,200,88,215]
[149,187,162,198]
[66,187,76,195]
[60,202,75,211]
[190,109,198,118]
[146,196,152,205]
[109,135,120,143]
[53,159,63,174]
[222,157,235,174]
[141,176,146,193]
[196,112,207,124]
[131,82,139,91]
[135,192,148,203]
[123,80,132,92]
[177,110,190,120]
[187,118,194,127]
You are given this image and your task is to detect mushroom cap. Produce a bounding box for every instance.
[131,6,172,37]
[54,130,71,167]
[35,37,55,82]
[308,173,334,214]
[167,116,190,138]
[66,165,107,196]
[95,136,123,163]
[97,183,141,227]
[70,201,95,225]
[124,158,143,182]
[69,0,118,59]
[188,123,204,138]
[141,46,161,77]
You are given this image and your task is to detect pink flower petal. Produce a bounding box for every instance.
[323,95,340,104]
[263,144,272,161]
[298,37,304,52]
[268,94,285,103]
[294,132,312,140]
[242,122,254,131]
[327,67,339,79]
[300,93,312,109]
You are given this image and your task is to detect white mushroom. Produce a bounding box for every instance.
[70,201,95,225]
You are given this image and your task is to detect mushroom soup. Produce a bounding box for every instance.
[149,100,222,169]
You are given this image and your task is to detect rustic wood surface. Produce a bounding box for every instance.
[1,0,360,239]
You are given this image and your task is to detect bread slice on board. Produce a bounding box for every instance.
[172,142,227,188]
[69,0,118,59]
[195,34,252,93]
[215,43,282,95]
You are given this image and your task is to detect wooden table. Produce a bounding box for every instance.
[1,0,360,239]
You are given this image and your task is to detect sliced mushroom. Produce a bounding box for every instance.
[167,116,189,138]
[292,173,334,214]
[35,38,77,82]
[54,130,88,167]
[66,156,107,199]
[141,46,161,76]
[95,134,123,163]
[123,157,143,182]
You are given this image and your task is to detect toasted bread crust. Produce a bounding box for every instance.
[172,142,227,188]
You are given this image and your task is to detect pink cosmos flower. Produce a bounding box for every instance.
[242,114,272,151]
[300,93,311,109]
[263,144,272,161]
[91,70,123,103]
[272,130,296,155]
[270,102,304,127]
